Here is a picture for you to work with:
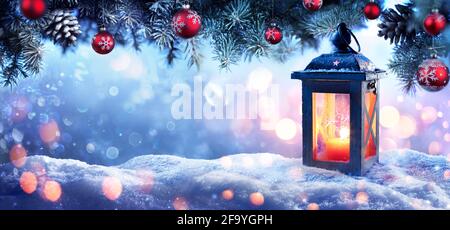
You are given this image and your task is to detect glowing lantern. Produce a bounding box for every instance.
[291,23,386,175]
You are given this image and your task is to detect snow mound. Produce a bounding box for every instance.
[0,150,449,210]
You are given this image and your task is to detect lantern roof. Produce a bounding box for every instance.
[303,52,378,72]
[292,23,386,81]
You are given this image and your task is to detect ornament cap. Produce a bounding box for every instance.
[431,8,439,13]
[99,26,107,32]
[182,4,190,9]
[269,21,278,27]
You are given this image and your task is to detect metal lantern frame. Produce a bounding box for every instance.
[291,23,387,175]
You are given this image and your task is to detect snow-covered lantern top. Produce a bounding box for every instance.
[291,23,387,176]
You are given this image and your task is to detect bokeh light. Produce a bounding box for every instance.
[102,176,123,201]
[396,116,417,139]
[355,192,369,205]
[380,106,400,128]
[19,172,37,194]
[39,120,60,144]
[10,96,30,122]
[249,192,264,206]
[137,170,154,193]
[428,141,441,155]
[222,189,234,201]
[444,170,450,180]
[9,144,27,168]
[275,118,297,141]
[173,197,189,210]
[43,180,62,202]
[420,106,438,124]
[306,203,320,210]
[247,67,273,92]
[219,156,233,169]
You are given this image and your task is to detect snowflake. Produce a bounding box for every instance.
[172,15,186,33]
[303,0,322,8]
[418,67,438,86]
[97,36,113,51]
[333,60,340,66]
[266,28,278,40]
[187,11,201,25]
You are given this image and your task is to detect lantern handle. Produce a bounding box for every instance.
[337,23,361,53]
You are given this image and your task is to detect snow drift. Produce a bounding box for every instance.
[0,150,449,210]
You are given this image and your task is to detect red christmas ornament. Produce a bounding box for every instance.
[20,0,46,20]
[363,1,381,20]
[423,10,447,36]
[302,0,323,12]
[416,57,449,92]
[92,28,115,55]
[172,4,202,39]
[265,23,283,45]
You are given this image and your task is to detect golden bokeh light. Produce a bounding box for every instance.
[173,197,189,210]
[421,106,438,124]
[43,180,62,202]
[137,170,154,193]
[380,106,400,128]
[444,170,450,180]
[355,192,369,205]
[222,189,234,201]
[19,172,37,194]
[396,116,417,139]
[275,118,297,141]
[39,120,61,144]
[249,192,264,206]
[428,141,441,155]
[9,144,27,168]
[102,177,123,201]
[306,203,320,210]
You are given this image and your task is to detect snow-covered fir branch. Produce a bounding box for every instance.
[1,0,393,86]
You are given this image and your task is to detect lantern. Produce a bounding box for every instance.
[291,23,386,175]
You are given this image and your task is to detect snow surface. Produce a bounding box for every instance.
[0,150,449,210]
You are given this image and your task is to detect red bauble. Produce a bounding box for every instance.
[172,5,202,39]
[364,2,381,20]
[423,10,447,36]
[302,0,323,12]
[20,0,46,20]
[416,57,449,92]
[92,29,115,55]
[265,24,283,45]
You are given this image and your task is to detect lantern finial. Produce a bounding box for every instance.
[331,23,361,53]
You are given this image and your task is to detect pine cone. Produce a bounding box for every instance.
[378,4,416,44]
[45,10,81,46]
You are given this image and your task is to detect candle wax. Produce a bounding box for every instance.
[325,138,350,162]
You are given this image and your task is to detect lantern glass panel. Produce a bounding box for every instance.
[364,91,377,159]
[312,93,350,163]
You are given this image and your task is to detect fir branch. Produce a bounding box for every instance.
[184,38,203,70]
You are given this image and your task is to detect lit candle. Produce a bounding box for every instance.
[325,127,350,162]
